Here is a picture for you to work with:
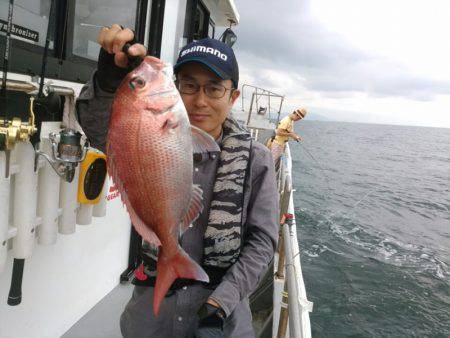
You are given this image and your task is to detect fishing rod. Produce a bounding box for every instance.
[1,0,14,130]
[0,0,14,180]
[1,0,23,307]
[280,126,333,188]
[1,0,37,155]
[31,0,61,147]
[7,0,57,306]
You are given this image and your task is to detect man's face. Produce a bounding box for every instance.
[291,112,302,121]
[177,63,240,139]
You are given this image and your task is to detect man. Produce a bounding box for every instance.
[269,108,307,169]
[75,25,278,338]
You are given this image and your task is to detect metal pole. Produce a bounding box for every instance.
[277,169,291,279]
[241,84,246,111]
[277,96,285,125]
[246,92,255,125]
[276,214,285,279]
[279,175,291,219]
[277,282,289,338]
[2,80,74,96]
[283,217,303,338]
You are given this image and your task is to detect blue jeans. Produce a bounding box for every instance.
[195,326,224,338]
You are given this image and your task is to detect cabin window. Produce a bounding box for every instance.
[72,0,138,61]
[184,0,210,43]
[192,1,209,40]
[0,0,53,48]
[0,0,162,83]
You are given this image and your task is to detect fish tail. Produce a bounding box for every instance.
[153,247,209,315]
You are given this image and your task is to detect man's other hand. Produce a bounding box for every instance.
[206,298,222,309]
[196,301,226,337]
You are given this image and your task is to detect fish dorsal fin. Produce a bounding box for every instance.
[191,126,220,154]
[180,184,204,232]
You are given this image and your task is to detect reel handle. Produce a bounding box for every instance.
[122,42,144,71]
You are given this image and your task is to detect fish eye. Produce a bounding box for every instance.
[129,76,146,90]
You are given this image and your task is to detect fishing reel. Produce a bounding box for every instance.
[0,118,37,151]
[35,128,89,182]
[0,97,38,151]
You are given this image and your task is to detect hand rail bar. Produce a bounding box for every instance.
[283,219,303,338]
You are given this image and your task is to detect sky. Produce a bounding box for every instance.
[231,0,450,128]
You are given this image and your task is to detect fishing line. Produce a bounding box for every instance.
[296,140,333,193]
[57,1,69,79]
[294,138,377,226]
[37,0,55,98]
[316,186,378,229]
[345,186,377,218]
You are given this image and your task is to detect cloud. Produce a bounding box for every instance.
[232,0,450,102]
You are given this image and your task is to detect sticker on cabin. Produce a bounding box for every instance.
[0,20,39,43]
[107,184,120,201]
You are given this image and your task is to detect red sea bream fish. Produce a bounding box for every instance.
[107,56,219,315]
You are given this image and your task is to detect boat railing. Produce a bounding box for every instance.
[237,83,312,338]
[274,146,313,338]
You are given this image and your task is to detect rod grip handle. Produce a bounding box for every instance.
[7,258,25,306]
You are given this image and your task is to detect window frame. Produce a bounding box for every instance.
[146,0,165,57]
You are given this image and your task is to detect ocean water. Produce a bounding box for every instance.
[291,121,450,337]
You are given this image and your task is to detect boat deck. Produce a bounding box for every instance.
[62,283,133,338]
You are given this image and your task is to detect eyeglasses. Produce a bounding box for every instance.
[294,111,305,119]
[177,79,234,99]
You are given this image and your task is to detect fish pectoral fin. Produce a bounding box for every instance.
[180,184,204,231]
[162,111,179,130]
[153,247,209,315]
[191,125,220,153]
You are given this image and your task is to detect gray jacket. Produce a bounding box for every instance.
[76,74,279,337]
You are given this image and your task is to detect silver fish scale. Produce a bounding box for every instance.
[136,109,193,238]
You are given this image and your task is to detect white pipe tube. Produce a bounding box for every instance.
[58,165,79,234]
[92,177,108,217]
[76,204,93,225]
[0,151,11,274]
[12,142,38,259]
[37,122,61,245]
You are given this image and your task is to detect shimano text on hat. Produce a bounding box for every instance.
[180,45,228,61]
